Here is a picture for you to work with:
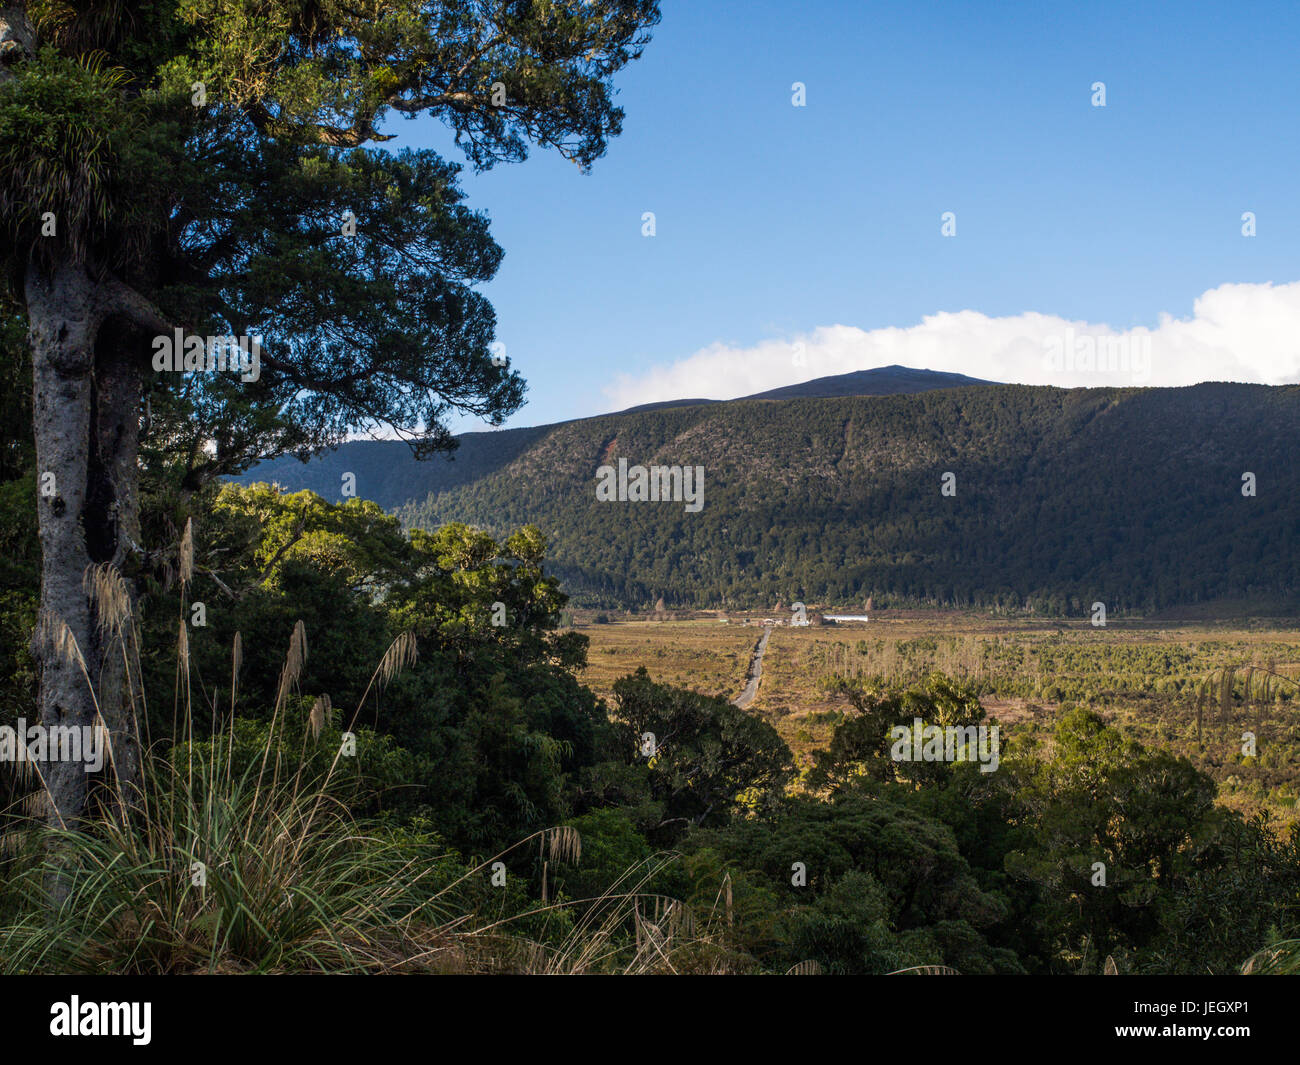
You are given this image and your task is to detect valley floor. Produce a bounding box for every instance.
[577,612,1300,826]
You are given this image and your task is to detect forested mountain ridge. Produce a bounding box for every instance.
[239,365,993,509]
[242,378,1300,613]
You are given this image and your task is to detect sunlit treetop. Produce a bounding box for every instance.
[0,1,661,471]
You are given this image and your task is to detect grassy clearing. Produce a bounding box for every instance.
[576,618,760,704]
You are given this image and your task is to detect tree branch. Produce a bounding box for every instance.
[258,510,308,582]
[99,277,174,335]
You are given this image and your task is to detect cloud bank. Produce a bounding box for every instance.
[602,280,1300,410]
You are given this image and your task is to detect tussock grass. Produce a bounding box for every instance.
[1242,940,1300,975]
[0,564,738,974]
[0,612,460,973]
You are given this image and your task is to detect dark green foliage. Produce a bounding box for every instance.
[552,808,654,903]
[138,484,621,858]
[0,299,37,795]
[2,2,664,488]
[609,667,793,841]
[1005,707,1300,972]
[681,790,1023,974]
[810,672,988,788]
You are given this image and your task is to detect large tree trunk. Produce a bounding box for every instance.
[26,259,146,829]
[0,8,36,85]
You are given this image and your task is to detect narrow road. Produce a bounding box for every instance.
[733,623,772,709]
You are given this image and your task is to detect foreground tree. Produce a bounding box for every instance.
[0,1,659,826]
[611,668,793,840]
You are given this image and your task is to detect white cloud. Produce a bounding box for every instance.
[602,280,1300,409]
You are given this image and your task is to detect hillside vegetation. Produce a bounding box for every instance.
[368,382,1297,612]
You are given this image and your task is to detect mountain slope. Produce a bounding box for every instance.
[389,382,1300,612]
[238,374,1300,613]
[240,365,993,510]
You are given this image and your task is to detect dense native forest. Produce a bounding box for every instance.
[383,382,1300,613]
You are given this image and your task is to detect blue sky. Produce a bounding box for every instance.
[386,0,1300,431]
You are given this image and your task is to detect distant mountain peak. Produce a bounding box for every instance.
[740,365,996,402]
[610,365,994,416]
